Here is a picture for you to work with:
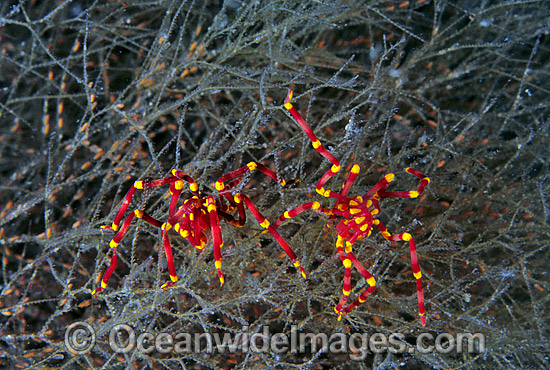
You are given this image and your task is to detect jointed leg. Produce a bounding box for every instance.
[207,195,225,286]
[339,164,360,199]
[236,193,307,279]
[171,169,199,196]
[374,219,426,326]
[377,168,430,199]
[333,234,377,320]
[334,235,353,320]
[271,201,323,229]
[388,231,425,326]
[169,181,182,217]
[164,203,201,249]
[338,248,376,317]
[93,211,135,295]
[217,180,247,227]
[111,176,175,230]
[93,249,117,295]
[105,170,197,232]
[362,173,395,201]
[160,229,178,289]
[94,208,166,295]
[284,90,342,198]
[215,162,285,192]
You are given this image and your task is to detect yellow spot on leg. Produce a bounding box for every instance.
[367,277,376,287]
[413,271,422,279]
[247,162,257,171]
[287,90,293,101]
[345,241,353,253]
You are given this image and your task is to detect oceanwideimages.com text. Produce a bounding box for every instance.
[65,322,485,360]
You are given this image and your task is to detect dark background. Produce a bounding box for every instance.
[1,0,548,368]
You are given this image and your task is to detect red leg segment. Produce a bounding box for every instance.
[237,193,307,279]
[284,90,341,197]
[160,229,178,289]
[377,168,430,199]
[388,231,425,326]
[207,195,225,285]
[215,162,285,192]
[282,89,429,326]
[271,201,322,229]
[95,171,197,294]
[93,211,135,295]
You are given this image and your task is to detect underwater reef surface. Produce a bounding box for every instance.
[0,1,548,368]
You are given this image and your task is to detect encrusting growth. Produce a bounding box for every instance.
[278,90,430,326]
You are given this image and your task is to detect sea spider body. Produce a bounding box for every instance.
[276,90,429,325]
[93,164,306,295]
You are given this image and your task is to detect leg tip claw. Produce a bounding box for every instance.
[334,306,343,321]
[161,281,176,290]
